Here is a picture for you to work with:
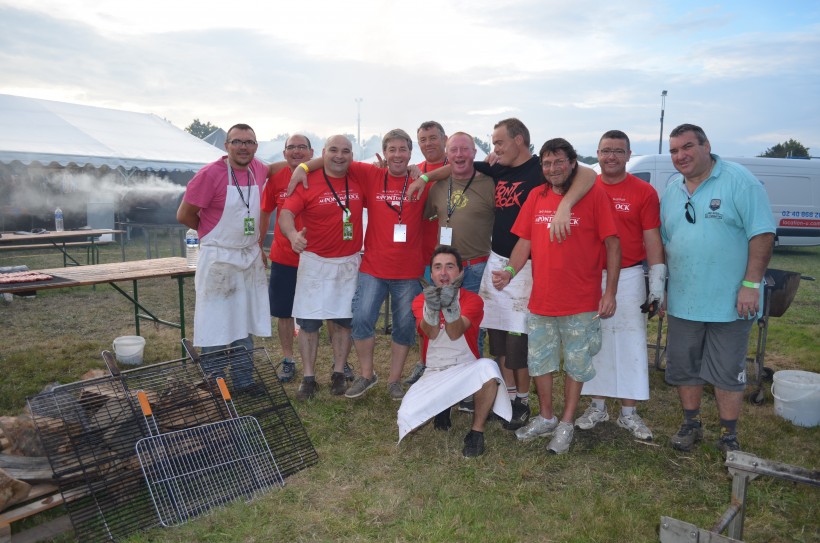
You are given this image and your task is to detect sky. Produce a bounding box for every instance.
[1,0,819,159]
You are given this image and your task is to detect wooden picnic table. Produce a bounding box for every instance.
[0,229,124,266]
[0,258,195,351]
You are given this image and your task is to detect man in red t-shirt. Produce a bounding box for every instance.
[494,138,620,455]
[259,134,315,383]
[398,246,511,457]
[575,130,666,441]
[279,135,364,401]
[287,130,430,401]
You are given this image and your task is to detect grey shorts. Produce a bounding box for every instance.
[665,315,753,392]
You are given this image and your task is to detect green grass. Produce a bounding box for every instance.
[1,236,818,542]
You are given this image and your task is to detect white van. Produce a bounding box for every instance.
[624,155,820,247]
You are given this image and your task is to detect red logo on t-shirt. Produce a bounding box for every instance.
[495,181,524,208]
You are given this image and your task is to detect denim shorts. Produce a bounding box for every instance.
[351,272,421,346]
[526,312,601,382]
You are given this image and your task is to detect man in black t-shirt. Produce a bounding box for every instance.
[475,118,595,430]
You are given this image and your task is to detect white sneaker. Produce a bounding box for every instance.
[575,405,609,430]
[515,415,559,442]
[547,422,575,454]
[617,413,653,441]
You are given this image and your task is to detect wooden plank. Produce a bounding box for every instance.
[0,241,114,252]
[0,492,64,526]
[0,230,122,244]
[0,457,52,483]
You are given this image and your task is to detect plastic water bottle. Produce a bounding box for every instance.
[185,228,199,268]
[54,208,64,231]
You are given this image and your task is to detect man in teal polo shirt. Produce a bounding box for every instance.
[660,123,775,454]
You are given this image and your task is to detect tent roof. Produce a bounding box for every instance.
[0,94,223,172]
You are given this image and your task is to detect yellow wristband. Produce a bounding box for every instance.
[503,265,516,278]
[741,280,760,289]
[299,163,310,173]
[420,174,430,184]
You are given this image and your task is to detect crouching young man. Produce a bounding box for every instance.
[397,246,512,457]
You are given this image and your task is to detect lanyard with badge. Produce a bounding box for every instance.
[229,163,256,235]
[323,170,353,240]
[439,170,475,245]
[384,172,410,243]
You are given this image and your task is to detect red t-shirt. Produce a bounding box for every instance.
[418,160,447,264]
[412,289,483,359]
[597,173,660,268]
[512,184,618,316]
[261,167,301,267]
[281,169,364,258]
[349,162,429,279]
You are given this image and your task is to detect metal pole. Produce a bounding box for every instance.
[355,98,363,147]
[659,90,667,154]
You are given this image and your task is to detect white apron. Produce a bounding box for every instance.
[292,251,361,319]
[478,251,533,333]
[193,165,271,347]
[397,331,511,442]
[581,266,649,400]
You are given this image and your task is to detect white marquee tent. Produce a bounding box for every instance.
[0,94,222,173]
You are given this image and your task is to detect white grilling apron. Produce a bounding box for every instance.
[292,250,361,319]
[581,266,649,400]
[397,329,511,442]
[193,165,270,347]
[478,250,533,333]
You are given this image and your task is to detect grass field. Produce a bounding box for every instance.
[0,237,817,542]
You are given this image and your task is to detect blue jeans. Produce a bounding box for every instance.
[351,273,421,346]
[463,261,486,355]
[200,335,255,389]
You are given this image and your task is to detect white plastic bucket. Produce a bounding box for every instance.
[113,335,146,366]
[771,370,820,428]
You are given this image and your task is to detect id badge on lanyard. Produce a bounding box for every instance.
[244,216,255,236]
[342,209,353,240]
[394,223,407,243]
[439,226,453,245]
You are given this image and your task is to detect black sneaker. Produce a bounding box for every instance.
[462,430,485,458]
[670,422,703,451]
[330,372,347,396]
[295,379,318,401]
[433,407,452,431]
[503,397,531,430]
[716,432,741,454]
[404,362,426,385]
[331,361,356,382]
[457,398,475,413]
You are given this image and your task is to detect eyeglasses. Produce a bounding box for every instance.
[228,139,258,147]
[541,159,568,170]
[598,149,627,157]
[285,144,309,151]
[685,200,696,224]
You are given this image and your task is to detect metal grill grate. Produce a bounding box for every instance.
[28,344,317,541]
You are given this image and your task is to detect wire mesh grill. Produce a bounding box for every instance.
[27,375,157,542]
[28,345,317,541]
[136,415,284,526]
[194,346,319,478]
